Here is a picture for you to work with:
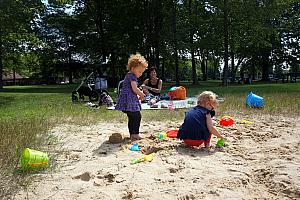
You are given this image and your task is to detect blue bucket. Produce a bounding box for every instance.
[246,92,264,108]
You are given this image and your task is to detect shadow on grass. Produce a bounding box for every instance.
[0,96,15,106]
[2,85,117,98]
[2,85,74,94]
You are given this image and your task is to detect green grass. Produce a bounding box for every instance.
[174,81,300,116]
[0,81,300,197]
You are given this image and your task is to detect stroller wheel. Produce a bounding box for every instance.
[89,91,99,102]
[72,96,78,102]
[72,94,78,102]
[79,94,85,101]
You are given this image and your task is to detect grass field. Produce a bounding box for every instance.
[0,81,300,197]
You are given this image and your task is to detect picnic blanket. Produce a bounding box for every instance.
[107,97,198,110]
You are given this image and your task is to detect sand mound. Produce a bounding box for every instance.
[109,133,123,144]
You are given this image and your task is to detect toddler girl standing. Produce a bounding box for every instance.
[115,53,148,140]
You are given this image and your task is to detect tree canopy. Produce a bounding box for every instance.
[0,0,299,88]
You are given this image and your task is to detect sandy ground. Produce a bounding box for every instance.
[9,114,300,200]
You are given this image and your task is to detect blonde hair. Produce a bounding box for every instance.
[197,91,218,106]
[127,53,148,70]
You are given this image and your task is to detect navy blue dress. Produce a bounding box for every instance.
[177,106,211,140]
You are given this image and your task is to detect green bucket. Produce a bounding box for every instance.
[20,148,49,170]
[216,138,225,147]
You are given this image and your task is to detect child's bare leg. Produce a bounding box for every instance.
[204,134,212,148]
[130,134,142,141]
[202,140,211,151]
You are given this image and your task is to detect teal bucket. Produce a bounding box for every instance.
[246,92,264,108]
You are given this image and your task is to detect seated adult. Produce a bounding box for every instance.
[141,67,163,105]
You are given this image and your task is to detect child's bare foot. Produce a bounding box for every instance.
[130,134,142,141]
[202,146,212,152]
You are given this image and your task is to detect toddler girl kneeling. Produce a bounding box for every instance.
[177,91,226,148]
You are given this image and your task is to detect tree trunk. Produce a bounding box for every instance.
[88,1,106,63]
[0,36,3,90]
[251,64,256,81]
[213,58,217,80]
[201,58,207,81]
[68,48,73,84]
[172,0,179,86]
[154,0,161,70]
[13,68,16,85]
[233,57,244,82]
[111,51,117,87]
[230,51,235,82]
[0,59,2,90]
[98,1,106,63]
[222,0,229,86]
[189,0,197,85]
[261,52,270,81]
[161,56,165,81]
[155,47,160,70]
[191,50,196,84]
[205,52,208,79]
[145,0,153,66]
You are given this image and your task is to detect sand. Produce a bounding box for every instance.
[10,114,300,200]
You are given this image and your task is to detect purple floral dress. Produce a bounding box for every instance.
[115,72,141,111]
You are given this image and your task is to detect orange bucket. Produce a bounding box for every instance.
[168,86,186,100]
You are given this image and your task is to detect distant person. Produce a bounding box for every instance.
[177,91,226,149]
[115,53,148,141]
[141,67,163,105]
[95,73,101,90]
[95,72,108,90]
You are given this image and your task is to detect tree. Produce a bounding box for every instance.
[0,0,44,89]
[1,0,298,87]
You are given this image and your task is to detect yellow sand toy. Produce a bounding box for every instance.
[130,153,155,164]
[240,120,254,124]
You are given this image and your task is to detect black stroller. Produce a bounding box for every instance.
[71,72,109,102]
